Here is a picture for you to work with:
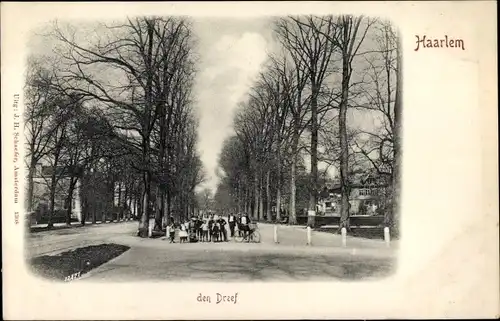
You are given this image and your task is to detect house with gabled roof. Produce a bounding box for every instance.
[317,171,391,216]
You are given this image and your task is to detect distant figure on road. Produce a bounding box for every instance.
[179,221,189,243]
[189,217,199,243]
[212,221,220,242]
[168,221,176,243]
[228,213,236,237]
[208,215,214,242]
[201,219,209,242]
[218,217,228,242]
[196,216,203,239]
[238,213,251,239]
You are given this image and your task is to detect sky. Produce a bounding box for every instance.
[192,18,276,193]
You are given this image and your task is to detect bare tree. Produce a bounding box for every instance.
[306,15,373,229]
[271,26,310,224]
[42,93,85,228]
[350,21,401,230]
[391,30,402,236]
[285,16,337,227]
[48,17,200,237]
[24,56,60,212]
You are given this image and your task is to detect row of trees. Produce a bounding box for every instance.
[215,15,402,234]
[25,17,205,236]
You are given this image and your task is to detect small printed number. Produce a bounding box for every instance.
[64,272,81,282]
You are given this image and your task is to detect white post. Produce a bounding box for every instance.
[384,227,390,247]
[274,225,279,243]
[148,218,154,238]
[341,227,347,247]
[307,226,312,245]
[74,180,82,223]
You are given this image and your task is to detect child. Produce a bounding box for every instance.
[179,223,188,243]
[168,221,176,243]
[212,221,220,242]
[202,220,209,242]
[208,216,214,242]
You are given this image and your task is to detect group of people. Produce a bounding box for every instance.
[167,213,252,243]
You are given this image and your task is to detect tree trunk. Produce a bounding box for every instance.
[276,149,282,222]
[308,84,319,228]
[137,20,154,238]
[259,177,264,221]
[160,190,166,227]
[81,180,88,226]
[244,188,248,215]
[266,170,271,222]
[138,171,152,237]
[167,189,172,224]
[253,173,259,220]
[154,185,163,231]
[48,175,57,229]
[92,190,97,224]
[137,190,143,222]
[123,186,129,220]
[237,180,242,213]
[288,122,300,225]
[108,180,115,222]
[47,149,61,229]
[26,156,36,212]
[132,193,137,219]
[339,48,351,230]
[391,36,403,238]
[65,178,77,226]
[117,181,122,207]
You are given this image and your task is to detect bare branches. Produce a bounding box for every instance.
[26,16,202,229]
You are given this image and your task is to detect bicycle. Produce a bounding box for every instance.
[235,223,261,243]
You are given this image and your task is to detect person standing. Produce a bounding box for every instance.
[168,221,176,243]
[218,217,228,242]
[237,213,243,237]
[196,216,203,239]
[179,222,188,243]
[240,213,250,239]
[208,214,214,242]
[201,219,209,242]
[228,213,236,237]
[212,220,220,242]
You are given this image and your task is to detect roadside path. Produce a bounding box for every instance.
[27,219,397,281]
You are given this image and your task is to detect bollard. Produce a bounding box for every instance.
[306,226,312,245]
[341,227,347,247]
[148,219,154,238]
[274,225,279,243]
[384,227,391,247]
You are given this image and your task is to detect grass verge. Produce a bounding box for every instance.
[29,243,130,281]
[316,227,387,240]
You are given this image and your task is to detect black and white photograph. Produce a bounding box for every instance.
[2,2,498,320]
[24,14,401,282]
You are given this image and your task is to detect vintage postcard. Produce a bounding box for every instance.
[2,1,498,319]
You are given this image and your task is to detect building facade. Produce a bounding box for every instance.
[29,163,82,223]
[317,173,390,216]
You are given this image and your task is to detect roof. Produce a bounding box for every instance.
[321,175,390,193]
